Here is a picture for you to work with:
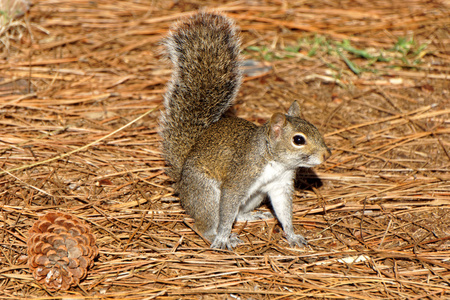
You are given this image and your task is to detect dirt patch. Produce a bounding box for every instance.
[1,0,449,298]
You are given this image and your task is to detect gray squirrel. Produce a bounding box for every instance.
[160,12,331,250]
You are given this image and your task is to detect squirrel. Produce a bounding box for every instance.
[160,12,331,250]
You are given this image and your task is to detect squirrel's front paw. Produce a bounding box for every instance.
[286,233,307,248]
[210,233,243,250]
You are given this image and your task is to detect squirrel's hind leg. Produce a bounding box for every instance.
[236,193,273,222]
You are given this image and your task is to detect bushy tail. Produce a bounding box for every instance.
[160,12,242,181]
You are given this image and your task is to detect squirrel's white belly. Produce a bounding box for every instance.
[247,161,294,200]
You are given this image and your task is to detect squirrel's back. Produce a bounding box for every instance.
[160,12,242,181]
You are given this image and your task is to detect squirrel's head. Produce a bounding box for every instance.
[267,101,331,168]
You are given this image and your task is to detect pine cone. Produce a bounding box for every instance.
[27,212,98,291]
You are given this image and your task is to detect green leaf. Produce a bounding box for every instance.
[337,48,361,75]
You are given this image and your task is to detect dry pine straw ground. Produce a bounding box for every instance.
[0,0,449,299]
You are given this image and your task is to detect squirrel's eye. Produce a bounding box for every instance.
[292,134,306,146]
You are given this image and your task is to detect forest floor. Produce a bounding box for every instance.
[1,0,449,299]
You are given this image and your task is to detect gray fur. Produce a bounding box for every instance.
[160,13,331,250]
[160,12,242,181]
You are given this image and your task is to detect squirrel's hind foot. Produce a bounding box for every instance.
[236,211,274,222]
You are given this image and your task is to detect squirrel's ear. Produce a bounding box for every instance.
[287,101,301,117]
[269,113,286,139]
